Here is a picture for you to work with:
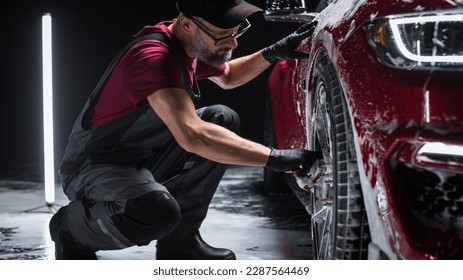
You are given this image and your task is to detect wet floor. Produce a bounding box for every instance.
[0,165,313,260]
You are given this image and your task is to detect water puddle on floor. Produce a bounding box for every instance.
[0,227,48,260]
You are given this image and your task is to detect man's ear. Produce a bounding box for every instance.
[179,16,193,34]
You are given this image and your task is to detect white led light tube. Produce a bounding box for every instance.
[42,13,55,205]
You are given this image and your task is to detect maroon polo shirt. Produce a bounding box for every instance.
[90,20,226,128]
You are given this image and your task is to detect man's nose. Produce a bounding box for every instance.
[224,37,238,49]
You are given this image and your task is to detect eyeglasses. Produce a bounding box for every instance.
[189,17,251,46]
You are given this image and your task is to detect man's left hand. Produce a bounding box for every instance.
[262,20,318,64]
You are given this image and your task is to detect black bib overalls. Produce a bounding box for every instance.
[58,33,240,250]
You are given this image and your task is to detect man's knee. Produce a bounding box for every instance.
[200,105,240,134]
[112,191,181,246]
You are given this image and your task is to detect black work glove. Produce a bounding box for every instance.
[262,21,318,64]
[265,148,323,172]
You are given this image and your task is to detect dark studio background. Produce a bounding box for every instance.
[0,0,299,181]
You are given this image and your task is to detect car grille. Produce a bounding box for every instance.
[393,163,463,258]
[395,163,463,226]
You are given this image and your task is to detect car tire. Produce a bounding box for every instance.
[307,51,370,259]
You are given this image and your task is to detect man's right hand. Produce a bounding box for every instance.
[265,148,323,172]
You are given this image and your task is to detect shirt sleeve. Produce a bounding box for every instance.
[122,40,226,106]
[196,61,226,79]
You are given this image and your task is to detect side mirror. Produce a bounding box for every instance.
[264,0,319,23]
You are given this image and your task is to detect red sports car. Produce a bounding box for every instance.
[264,0,463,259]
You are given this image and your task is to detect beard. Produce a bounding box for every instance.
[193,32,232,67]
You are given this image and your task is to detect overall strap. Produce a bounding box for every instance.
[169,41,201,103]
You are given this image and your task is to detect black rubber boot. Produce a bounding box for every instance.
[156,226,236,260]
[49,206,98,260]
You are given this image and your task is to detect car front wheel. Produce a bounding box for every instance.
[306,51,370,259]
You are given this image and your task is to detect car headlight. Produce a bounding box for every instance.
[363,10,463,70]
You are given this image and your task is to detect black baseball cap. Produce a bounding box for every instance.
[175,0,263,29]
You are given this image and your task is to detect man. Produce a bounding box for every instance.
[50,0,320,260]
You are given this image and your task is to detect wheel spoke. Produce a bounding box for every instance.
[312,205,333,259]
